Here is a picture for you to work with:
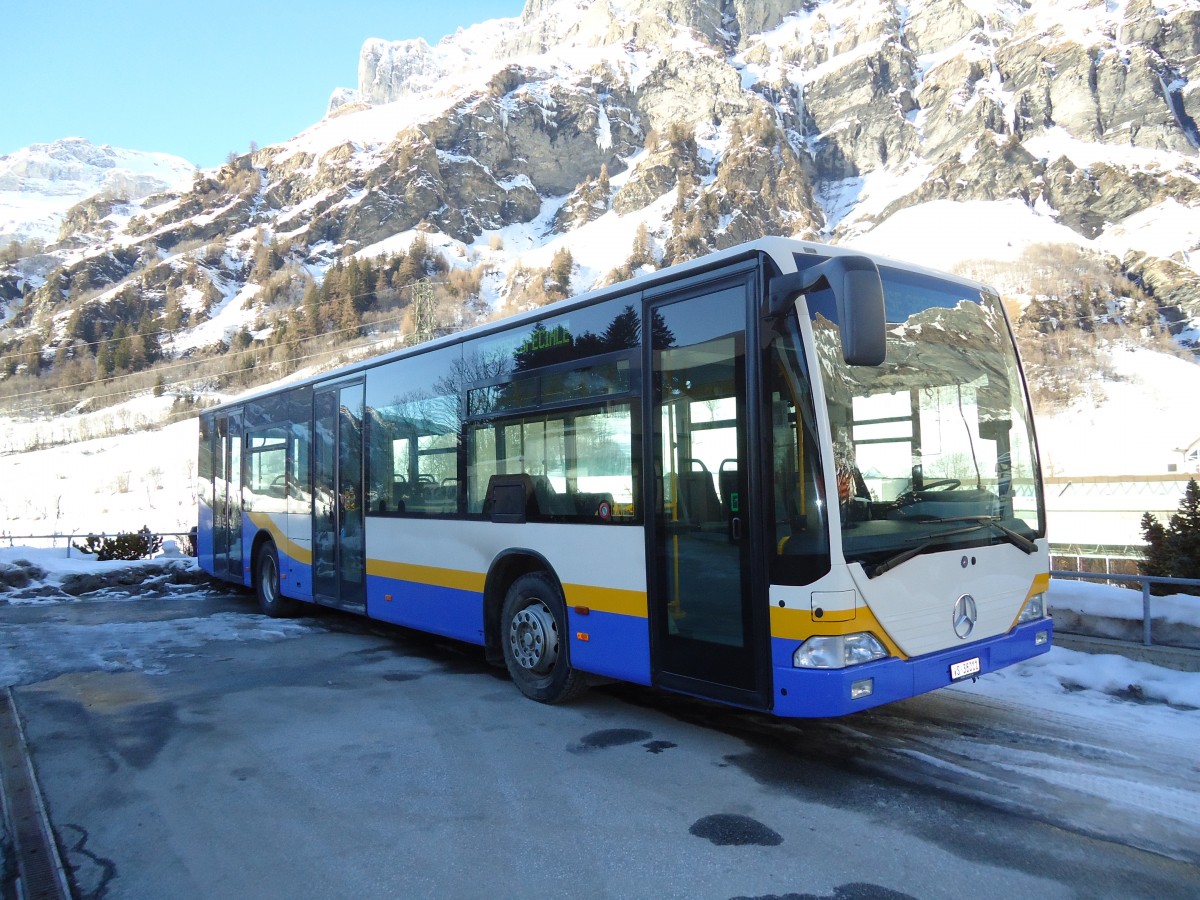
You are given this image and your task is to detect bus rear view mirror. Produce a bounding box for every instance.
[768,256,886,366]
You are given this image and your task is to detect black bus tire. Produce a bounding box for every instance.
[501,572,586,704]
[256,542,300,618]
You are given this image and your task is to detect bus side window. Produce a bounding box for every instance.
[767,344,831,585]
[365,345,463,518]
[246,428,288,510]
[468,404,635,522]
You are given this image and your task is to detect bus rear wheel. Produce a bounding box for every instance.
[501,572,585,704]
[256,543,300,618]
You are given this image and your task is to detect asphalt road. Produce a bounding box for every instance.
[2,590,1199,900]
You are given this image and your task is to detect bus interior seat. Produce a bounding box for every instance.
[530,474,576,517]
[677,468,722,526]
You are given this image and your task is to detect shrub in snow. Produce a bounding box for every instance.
[1140,478,1200,596]
[73,526,164,562]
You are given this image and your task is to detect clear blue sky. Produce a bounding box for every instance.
[2,1,526,168]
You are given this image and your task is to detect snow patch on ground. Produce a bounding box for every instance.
[0,415,200,538]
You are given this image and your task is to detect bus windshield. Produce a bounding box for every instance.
[799,259,1044,574]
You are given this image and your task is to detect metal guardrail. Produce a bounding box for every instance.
[1050,570,1200,647]
[0,530,194,559]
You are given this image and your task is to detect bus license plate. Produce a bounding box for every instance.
[950,657,981,680]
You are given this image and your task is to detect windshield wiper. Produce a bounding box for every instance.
[926,515,1038,554]
[867,523,991,578]
[866,518,1037,579]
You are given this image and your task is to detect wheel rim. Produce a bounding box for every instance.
[508,601,559,673]
[261,553,278,603]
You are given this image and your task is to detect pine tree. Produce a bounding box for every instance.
[163,290,184,332]
[596,164,611,206]
[1140,478,1200,595]
[548,247,574,299]
[137,311,160,368]
[336,293,360,335]
[112,323,133,373]
[1140,512,1170,578]
[397,238,428,285]
[301,283,322,336]
[628,222,654,269]
[601,305,640,350]
[96,337,115,378]
[357,258,377,313]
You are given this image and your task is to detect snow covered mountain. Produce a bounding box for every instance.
[0,138,195,246]
[1,0,1198,481]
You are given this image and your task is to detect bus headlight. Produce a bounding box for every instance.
[793,633,889,669]
[1017,592,1047,624]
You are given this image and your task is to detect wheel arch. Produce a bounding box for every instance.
[483,548,563,666]
[250,528,276,576]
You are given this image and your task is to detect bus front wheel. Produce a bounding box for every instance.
[256,543,300,618]
[501,572,585,704]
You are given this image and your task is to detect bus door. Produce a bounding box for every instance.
[214,410,244,584]
[647,274,769,707]
[313,381,366,613]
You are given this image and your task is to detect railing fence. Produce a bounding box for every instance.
[1048,570,1200,647]
[0,530,195,559]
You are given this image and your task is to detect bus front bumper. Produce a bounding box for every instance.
[770,618,1054,718]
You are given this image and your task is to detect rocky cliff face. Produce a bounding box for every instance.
[0,138,194,246]
[1,0,1198,383]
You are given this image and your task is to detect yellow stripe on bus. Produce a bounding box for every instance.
[1029,572,1050,597]
[246,512,312,565]
[364,559,647,619]
[367,559,487,594]
[563,583,647,618]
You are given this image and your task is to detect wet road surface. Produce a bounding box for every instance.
[1,589,1198,899]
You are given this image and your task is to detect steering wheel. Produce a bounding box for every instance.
[920,479,961,491]
[893,477,962,512]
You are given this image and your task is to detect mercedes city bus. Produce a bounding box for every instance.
[197,237,1051,717]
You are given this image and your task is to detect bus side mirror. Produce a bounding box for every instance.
[768,256,887,366]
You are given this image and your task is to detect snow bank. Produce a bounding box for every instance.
[949,644,1200,735]
[0,545,203,606]
[1050,576,1200,628]
[1049,574,1200,648]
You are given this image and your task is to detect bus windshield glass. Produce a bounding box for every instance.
[800,258,1044,573]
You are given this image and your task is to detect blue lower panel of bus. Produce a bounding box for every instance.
[771,619,1054,718]
[197,503,214,574]
[279,551,311,601]
[568,609,652,686]
[366,575,485,645]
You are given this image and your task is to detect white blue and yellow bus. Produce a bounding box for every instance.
[198,237,1051,717]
